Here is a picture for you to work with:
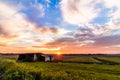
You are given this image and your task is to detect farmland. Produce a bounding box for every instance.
[62,55,120,65]
[0,54,120,80]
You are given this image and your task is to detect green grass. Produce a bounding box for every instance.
[96,57,120,64]
[62,56,101,63]
[0,57,120,80]
[62,56,120,65]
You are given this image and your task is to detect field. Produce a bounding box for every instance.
[62,55,120,65]
[0,54,120,80]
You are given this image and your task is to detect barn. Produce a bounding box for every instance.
[18,53,54,62]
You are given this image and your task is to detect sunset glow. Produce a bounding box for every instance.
[57,52,61,55]
[0,0,120,54]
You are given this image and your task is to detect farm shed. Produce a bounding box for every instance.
[18,53,54,62]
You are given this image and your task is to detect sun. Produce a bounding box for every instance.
[56,52,61,55]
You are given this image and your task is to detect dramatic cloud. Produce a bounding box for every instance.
[0,42,8,47]
[60,0,100,25]
[60,0,120,36]
[0,0,120,54]
[94,35,120,47]
[0,2,69,53]
[34,26,59,34]
[46,37,75,47]
[45,37,95,52]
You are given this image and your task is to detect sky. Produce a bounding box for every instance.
[0,0,120,54]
